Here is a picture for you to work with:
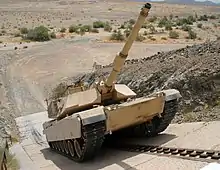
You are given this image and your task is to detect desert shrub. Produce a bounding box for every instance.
[124,29,131,38]
[60,27,66,33]
[81,25,92,32]
[91,28,99,33]
[158,16,169,27]
[141,23,148,29]
[197,23,203,28]
[161,37,167,40]
[0,148,19,169]
[148,16,157,22]
[209,15,217,19]
[127,24,133,30]
[136,34,145,42]
[176,18,193,26]
[104,22,112,32]
[165,23,173,30]
[169,14,174,20]
[93,21,105,28]
[120,24,125,29]
[110,30,124,41]
[129,19,135,25]
[50,32,56,39]
[69,25,79,33]
[14,32,21,37]
[147,24,156,34]
[1,30,6,34]
[198,15,208,21]
[169,30,179,39]
[20,27,28,34]
[181,24,192,31]
[186,30,197,39]
[213,23,218,28]
[147,35,156,41]
[25,25,50,41]
[187,15,196,22]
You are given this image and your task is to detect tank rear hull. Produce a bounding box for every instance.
[105,93,165,132]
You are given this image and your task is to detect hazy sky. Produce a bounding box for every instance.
[151,0,220,2]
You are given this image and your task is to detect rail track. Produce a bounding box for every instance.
[106,142,220,164]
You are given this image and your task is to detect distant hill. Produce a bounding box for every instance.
[164,0,220,6]
[132,0,220,6]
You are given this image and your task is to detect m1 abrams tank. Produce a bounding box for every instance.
[42,3,182,162]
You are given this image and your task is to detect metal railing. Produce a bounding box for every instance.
[0,137,11,170]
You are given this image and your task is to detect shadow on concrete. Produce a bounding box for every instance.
[40,133,177,170]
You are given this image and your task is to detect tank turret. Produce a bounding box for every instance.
[55,3,152,120]
[43,3,182,163]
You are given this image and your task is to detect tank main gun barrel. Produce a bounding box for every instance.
[105,3,151,89]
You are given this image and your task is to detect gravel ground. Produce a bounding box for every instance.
[52,39,220,124]
[0,50,20,145]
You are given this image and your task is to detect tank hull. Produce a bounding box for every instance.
[43,89,181,162]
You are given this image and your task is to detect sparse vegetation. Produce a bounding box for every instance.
[93,21,105,28]
[161,37,167,40]
[181,24,192,32]
[0,147,19,170]
[50,32,56,39]
[198,15,208,21]
[169,30,179,39]
[104,22,112,32]
[60,27,66,33]
[129,19,135,25]
[20,27,28,34]
[69,25,79,33]
[147,24,156,34]
[91,28,99,33]
[186,30,197,39]
[197,23,203,28]
[110,30,124,41]
[124,29,131,38]
[24,25,50,42]
[136,34,145,42]
[148,16,157,22]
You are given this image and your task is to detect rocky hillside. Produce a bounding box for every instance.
[51,39,220,123]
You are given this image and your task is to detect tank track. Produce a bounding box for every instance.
[47,120,106,162]
[108,99,178,138]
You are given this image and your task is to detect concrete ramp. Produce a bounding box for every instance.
[10,111,220,170]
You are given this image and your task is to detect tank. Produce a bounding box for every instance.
[42,2,182,162]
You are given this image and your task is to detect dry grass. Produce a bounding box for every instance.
[0,148,19,170]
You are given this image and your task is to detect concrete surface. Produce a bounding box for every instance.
[10,111,220,170]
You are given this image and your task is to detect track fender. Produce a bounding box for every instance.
[160,89,182,102]
[77,106,106,125]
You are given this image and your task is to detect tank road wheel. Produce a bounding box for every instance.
[60,141,65,153]
[57,141,61,152]
[74,139,83,158]
[67,140,75,157]
[70,121,106,162]
[55,142,59,150]
[63,140,69,154]
[50,142,55,150]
